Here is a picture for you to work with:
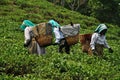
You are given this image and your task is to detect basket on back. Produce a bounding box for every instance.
[79,33,92,54]
[32,23,52,47]
[61,24,80,46]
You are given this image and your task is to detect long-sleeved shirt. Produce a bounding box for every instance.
[24,27,33,44]
[90,33,110,50]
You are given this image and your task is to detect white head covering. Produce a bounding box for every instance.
[95,24,107,33]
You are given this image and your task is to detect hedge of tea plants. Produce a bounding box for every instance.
[0,0,120,80]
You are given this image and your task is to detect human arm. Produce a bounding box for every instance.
[90,33,98,50]
[104,37,113,53]
[24,27,32,47]
[90,33,99,54]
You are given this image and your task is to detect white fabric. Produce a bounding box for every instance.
[53,27,64,43]
[61,24,80,37]
[37,43,46,55]
[95,24,107,33]
[24,27,32,44]
[90,33,110,50]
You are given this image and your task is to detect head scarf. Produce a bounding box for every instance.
[20,20,36,30]
[48,19,60,28]
[95,24,107,33]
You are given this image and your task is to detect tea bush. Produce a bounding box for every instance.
[0,0,120,80]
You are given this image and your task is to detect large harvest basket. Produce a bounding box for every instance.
[35,34,52,47]
[66,34,79,46]
[32,23,53,47]
[79,33,92,54]
[79,34,92,45]
[61,24,80,46]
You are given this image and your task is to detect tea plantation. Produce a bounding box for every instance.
[0,0,120,80]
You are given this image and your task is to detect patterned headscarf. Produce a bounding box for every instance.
[95,24,107,33]
[20,20,36,30]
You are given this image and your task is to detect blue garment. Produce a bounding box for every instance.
[20,20,36,30]
[48,19,60,31]
[95,24,107,33]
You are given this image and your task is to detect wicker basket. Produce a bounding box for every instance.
[32,23,53,47]
[79,34,92,45]
[66,34,79,46]
[36,35,52,47]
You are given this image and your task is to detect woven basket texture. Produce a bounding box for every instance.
[66,34,79,46]
[32,23,52,46]
[36,35,52,47]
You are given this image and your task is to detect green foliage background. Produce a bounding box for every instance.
[0,0,120,80]
[47,0,120,26]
